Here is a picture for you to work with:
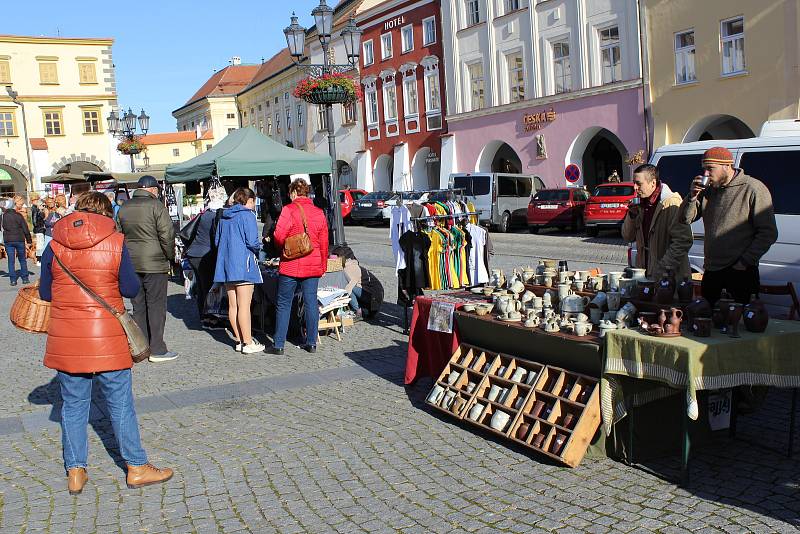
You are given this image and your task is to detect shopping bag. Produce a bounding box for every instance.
[205,285,225,316]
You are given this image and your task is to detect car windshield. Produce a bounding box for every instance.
[533,190,570,202]
[592,185,634,197]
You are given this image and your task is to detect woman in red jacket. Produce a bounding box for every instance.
[268,179,329,354]
[39,192,173,495]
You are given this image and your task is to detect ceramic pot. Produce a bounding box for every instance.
[468,403,485,421]
[496,295,511,315]
[543,259,558,270]
[451,396,466,415]
[521,290,535,304]
[618,277,637,298]
[744,294,769,333]
[637,280,656,302]
[590,292,607,310]
[441,390,456,409]
[655,273,675,305]
[510,280,525,295]
[522,267,536,283]
[447,371,460,385]
[557,283,572,302]
[487,385,501,402]
[728,303,744,338]
[677,277,693,303]
[666,307,683,334]
[574,270,589,282]
[550,433,568,455]
[608,271,624,291]
[606,291,622,311]
[629,268,647,281]
[615,302,637,323]
[685,297,712,325]
[427,384,445,404]
[490,411,511,432]
[712,308,725,329]
[530,400,546,418]
[561,413,576,429]
[516,422,531,441]
[532,433,546,449]
[562,294,590,313]
[598,320,617,337]
[691,317,712,337]
[511,368,527,383]
[558,270,571,284]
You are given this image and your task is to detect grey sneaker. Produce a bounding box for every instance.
[149,351,178,362]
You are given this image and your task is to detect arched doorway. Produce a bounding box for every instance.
[566,127,628,189]
[0,164,26,194]
[683,115,755,142]
[411,147,436,191]
[373,154,393,192]
[476,141,522,173]
[337,160,355,188]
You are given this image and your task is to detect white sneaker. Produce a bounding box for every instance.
[235,343,242,352]
[241,342,265,354]
[148,351,178,362]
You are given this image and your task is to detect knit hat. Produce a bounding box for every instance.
[702,147,734,166]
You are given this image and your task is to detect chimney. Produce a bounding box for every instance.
[231,56,241,66]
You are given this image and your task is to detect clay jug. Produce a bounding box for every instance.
[657,308,668,330]
[667,307,683,333]
[685,297,712,325]
[655,272,675,305]
[743,294,769,333]
[677,277,693,304]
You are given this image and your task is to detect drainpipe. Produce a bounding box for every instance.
[636,0,652,159]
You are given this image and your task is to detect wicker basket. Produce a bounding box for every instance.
[9,282,50,334]
[326,258,343,273]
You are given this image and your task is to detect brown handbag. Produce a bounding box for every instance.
[282,203,313,260]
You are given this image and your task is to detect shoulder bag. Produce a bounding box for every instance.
[53,253,151,363]
[282,203,313,260]
[178,212,202,246]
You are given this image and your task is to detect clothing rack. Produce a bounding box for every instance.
[410,212,479,221]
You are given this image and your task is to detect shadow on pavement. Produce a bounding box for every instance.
[28,377,127,472]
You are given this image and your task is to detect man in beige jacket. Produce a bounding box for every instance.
[622,164,693,283]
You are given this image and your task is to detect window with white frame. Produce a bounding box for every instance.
[275,112,281,133]
[552,41,571,94]
[600,26,621,84]
[721,17,745,75]
[423,17,436,46]
[401,25,414,53]
[297,104,303,127]
[674,30,696,84]
[403,77,419,117]
[467,62,485,110]
[312,106,323,131]
[466,0,480,26]
[381,33,393,60]
[343,102,357,124]
[383,81,398,121]
[505,0,519,13]
[365,88,379,125]
[423,62,442,130]
[506,52,525,103]
[363,40,374,66]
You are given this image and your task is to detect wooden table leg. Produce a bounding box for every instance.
[789,388,798,458]
[626,379,635,466]
[681,393,691,487]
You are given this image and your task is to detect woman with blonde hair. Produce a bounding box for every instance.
[39,191,173,494]
[269,179,329,354]
[213,187,264,354]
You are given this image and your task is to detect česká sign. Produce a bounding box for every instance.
[522,108,557,132]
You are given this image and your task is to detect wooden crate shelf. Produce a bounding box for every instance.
[425,342,601,468]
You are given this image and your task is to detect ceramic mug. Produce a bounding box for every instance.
[608,271,624,291]
[574,280,585,292]
[497,366,507,377]
[532,296,544,308]
[511,368,527,383]
[447,371,460,385]
[468,402,485,421]
[466,381,476,393]
[490,411,511,432]
[590,292,607,309]
[427,384,445,404]
[526,371,538,385]
[487,385,501,402]
[441,390,456,409]
[606,291,622,312]
[451,396,466,415]
[514,397,525,410]
[558,283,572,301]
[574,321,593,337]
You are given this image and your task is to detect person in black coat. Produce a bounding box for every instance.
[1,199,33,286]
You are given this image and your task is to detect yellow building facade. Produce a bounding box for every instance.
[134,131,214,172]
[0,34,125,193]
[644,0,800,147]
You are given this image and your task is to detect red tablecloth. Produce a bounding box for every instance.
[405,296,463,385]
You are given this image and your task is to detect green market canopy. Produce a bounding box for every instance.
[164,127,331,184]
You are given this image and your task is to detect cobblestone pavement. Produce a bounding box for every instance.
[1,233,799,532]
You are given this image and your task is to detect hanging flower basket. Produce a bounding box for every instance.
[293,73,361,105]
[117,137,146,155]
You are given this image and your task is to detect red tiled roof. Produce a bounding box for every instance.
[140,131,198,145]
[199,130,214,140]
[29,138,48,150]
[242,49,295,93]
[179,64,260,109]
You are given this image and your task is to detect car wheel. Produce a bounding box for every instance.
[571,215,584,233]
[497,211,511,233]
[587,227,599,237]
[528,225,539,234]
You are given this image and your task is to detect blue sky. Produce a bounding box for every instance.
[7,0,325,132]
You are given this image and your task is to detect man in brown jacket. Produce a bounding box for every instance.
[682,147,778,304]
[622,164,693,283]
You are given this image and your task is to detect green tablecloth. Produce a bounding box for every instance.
[601,319,800,435]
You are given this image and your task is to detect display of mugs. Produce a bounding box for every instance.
[427,384,445,404]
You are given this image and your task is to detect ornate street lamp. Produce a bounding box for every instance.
[283,4,361,246]
[107,106,149,172]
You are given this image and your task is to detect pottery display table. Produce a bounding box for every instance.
[601,319,800,483]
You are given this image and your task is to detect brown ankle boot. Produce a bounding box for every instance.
[126,463,174,489]
[67,467,88,495]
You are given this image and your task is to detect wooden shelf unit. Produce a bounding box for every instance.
[425,342,601,467]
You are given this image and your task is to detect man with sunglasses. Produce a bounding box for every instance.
[682,147,778,305]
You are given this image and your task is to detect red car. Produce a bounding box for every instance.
[339,188,367,221]
[583,182,636,237]
[527,188,589,233]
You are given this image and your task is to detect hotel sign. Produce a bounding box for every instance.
[522,107,557,132]
[384,16,406,31]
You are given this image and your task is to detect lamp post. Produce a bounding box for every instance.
[5,86,34,194]
[284,2,362,246]
[107,107,150,172]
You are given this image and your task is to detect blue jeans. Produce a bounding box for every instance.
[273,275,319,349]
[5,242,29,283]
[57,369,148,472]
[350,286,363,311]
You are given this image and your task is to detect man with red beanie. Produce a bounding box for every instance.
[682,146,778,304]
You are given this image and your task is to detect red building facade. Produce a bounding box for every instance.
[356,0,446,192]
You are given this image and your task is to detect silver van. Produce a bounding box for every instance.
[639,128,800,312]
[449,173,545,232]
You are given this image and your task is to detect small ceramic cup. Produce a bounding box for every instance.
[468,402,485,421]
[490,411,511,432]
[441,390,456,409]
[511,368,527,383]
[447,371,460,385]
[487,384,501,402]
[427,384,445,405]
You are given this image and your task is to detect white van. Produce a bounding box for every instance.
[449,173,546,232]
[642,124,800,301]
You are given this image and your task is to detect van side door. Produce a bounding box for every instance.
[516,176,533,220]
[496,174,517,222]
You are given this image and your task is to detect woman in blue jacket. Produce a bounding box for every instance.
[214,187,263,354]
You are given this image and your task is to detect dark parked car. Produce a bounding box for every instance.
[340,188,367,221]
[350,191,396,224]
[527,188,589,233]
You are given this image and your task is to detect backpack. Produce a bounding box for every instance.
[358,267,384,317]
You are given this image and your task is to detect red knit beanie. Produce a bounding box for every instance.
[702,147,734,166]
